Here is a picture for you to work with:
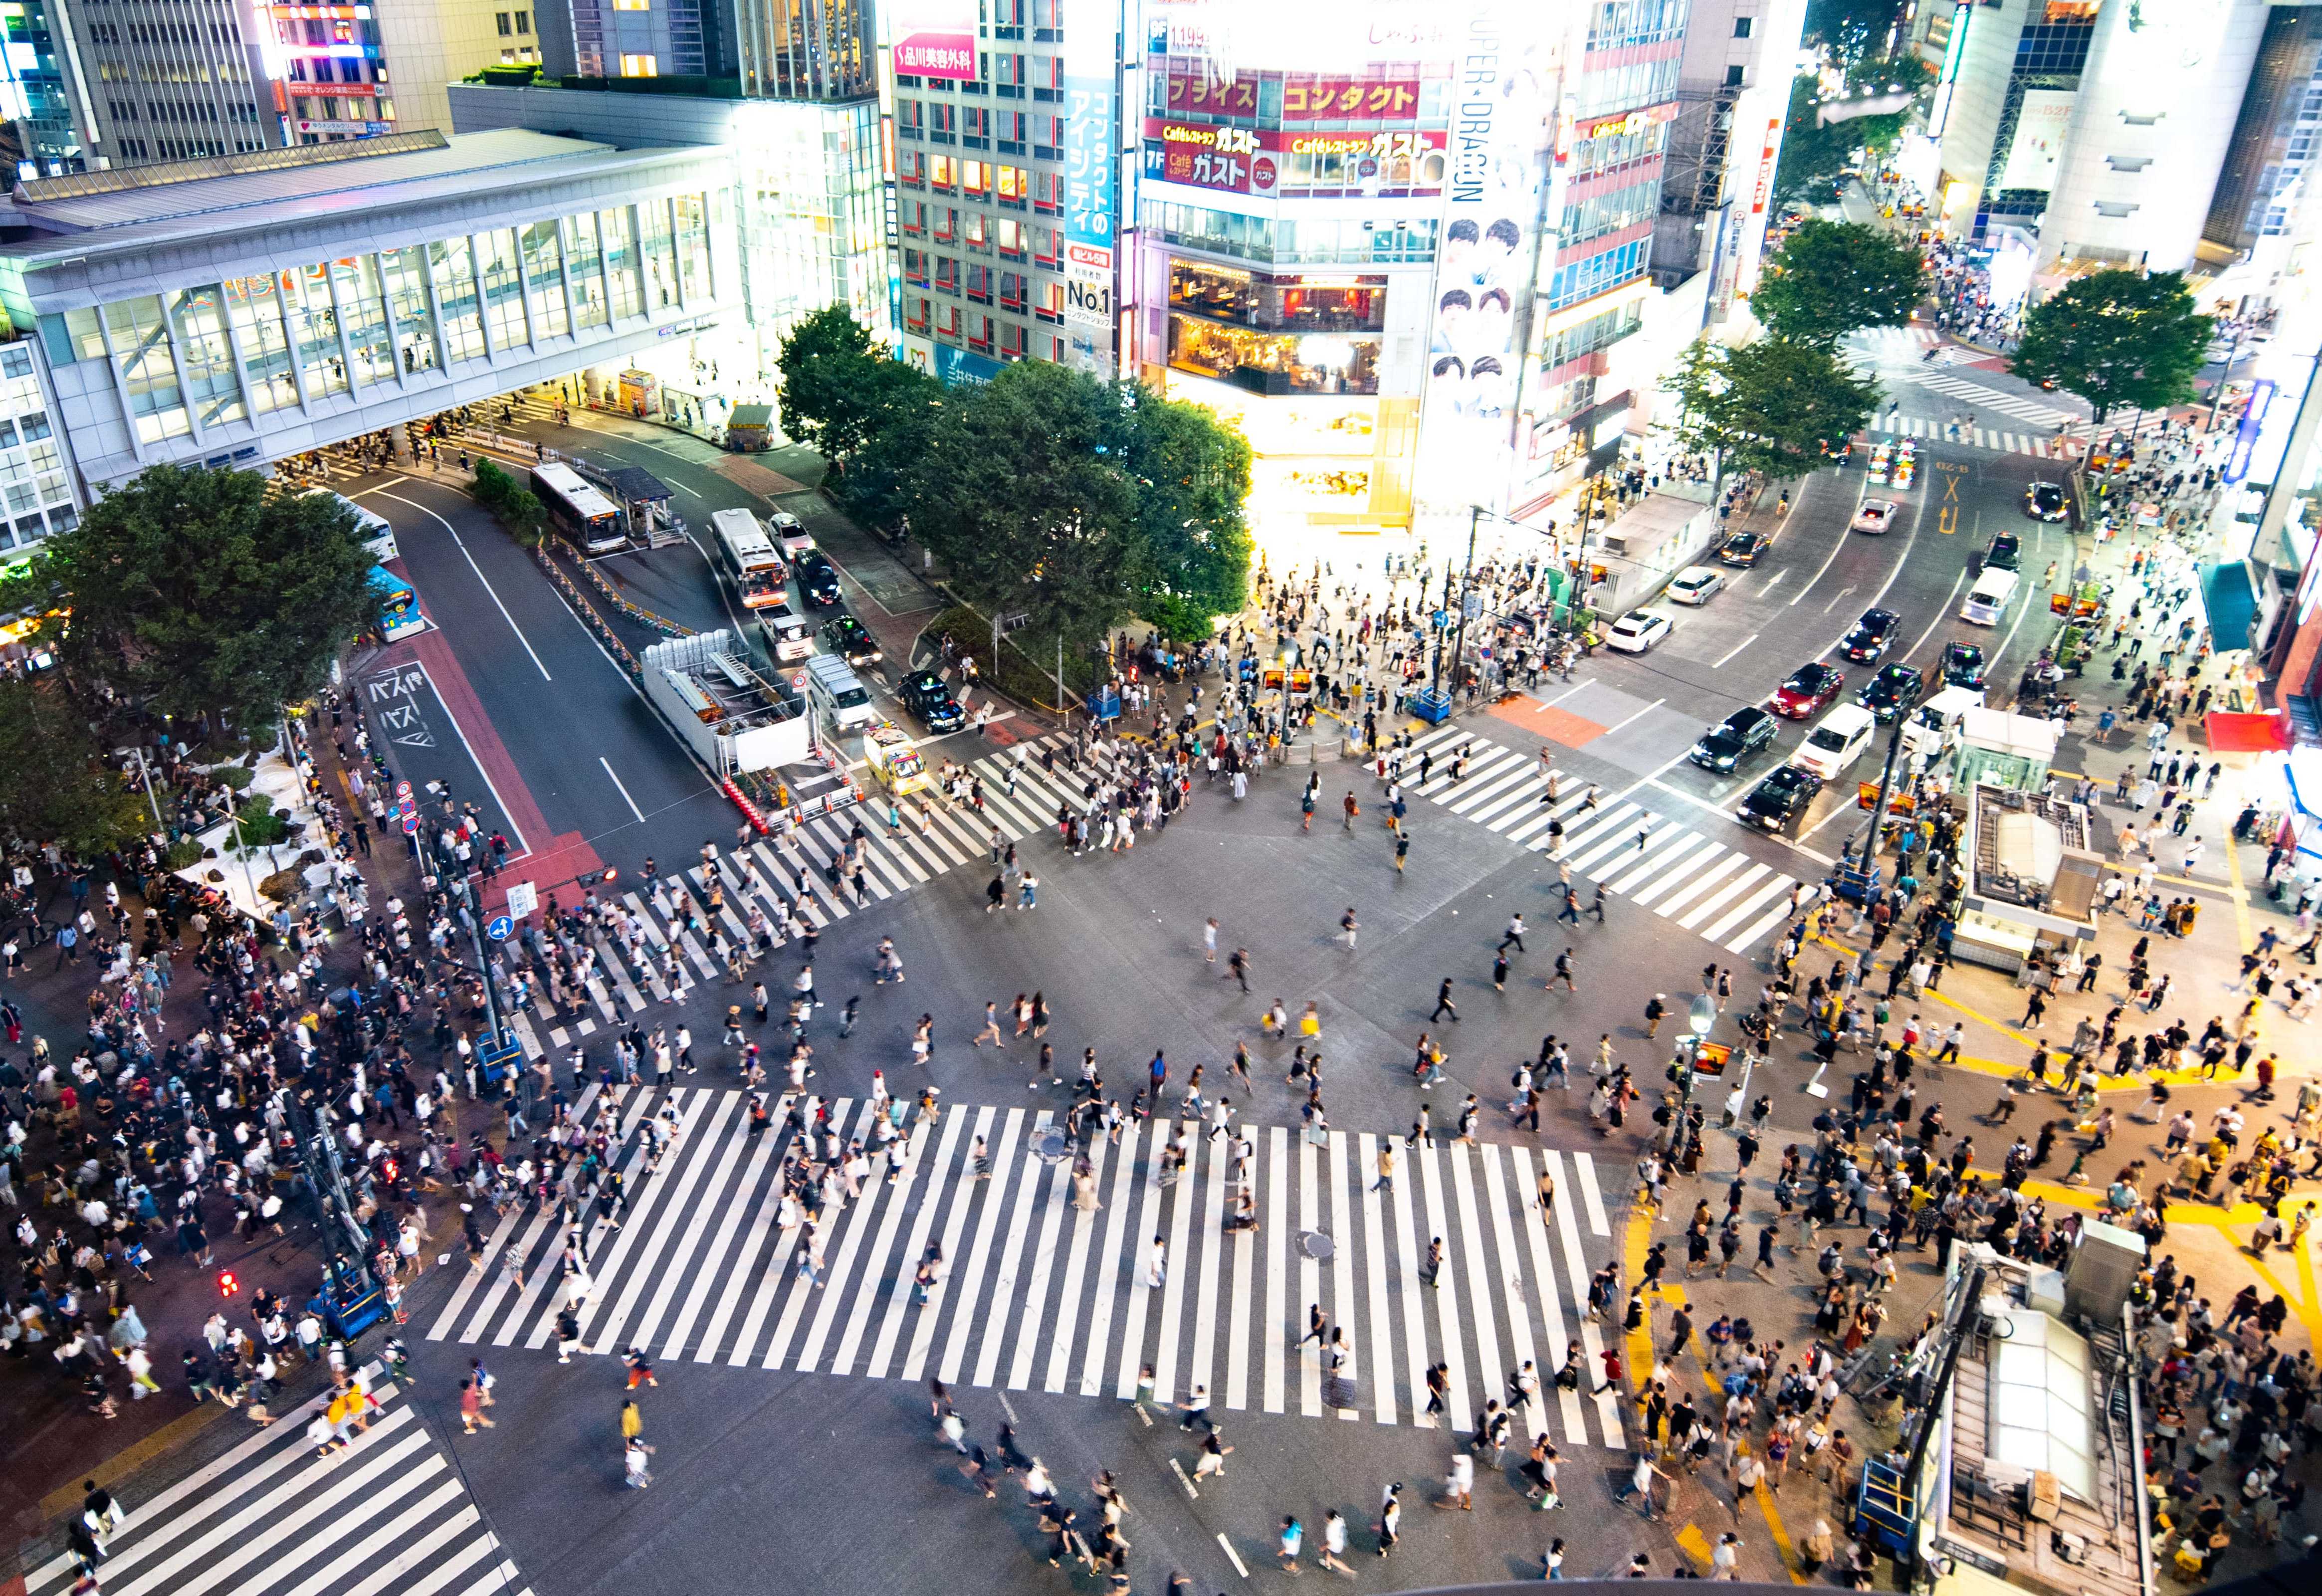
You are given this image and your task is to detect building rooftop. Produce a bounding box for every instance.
[0,129,714,264]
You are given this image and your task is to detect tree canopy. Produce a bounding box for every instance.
[1752,219,1928,348]
[1805,0,1902,66]
[4,463,378,733]
[777,306,919,469]
[2010,270,2215,423]
[1673,336,1882,481]
[1771,74,1909,204]
[0,677,146,854]
[907,361,1253,649]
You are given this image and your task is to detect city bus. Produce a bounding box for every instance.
[530,460,626,554]
[329,492,398,563]
[369,564,427,641]
[709,507,786,609]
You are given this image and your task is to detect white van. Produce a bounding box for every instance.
[1960,567,2017,625]
[1901,684,1985,766]
[804,651,877,735]
[1794,703,1877,780]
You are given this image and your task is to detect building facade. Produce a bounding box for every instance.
[2206,5,2322,265]
[61,0,278,163]
[0,128,741,498]
[0,0,88,176]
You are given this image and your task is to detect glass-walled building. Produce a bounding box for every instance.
[0,128,740,505]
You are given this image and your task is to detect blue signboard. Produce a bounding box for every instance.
[932,343,1007,389]
[485,915,513,941]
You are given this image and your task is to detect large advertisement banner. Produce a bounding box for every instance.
[1160,61,1424,121]
[1144,118,1448,196]
[889,0,977,82]
[1998,89,2074,193]
[1412,3,1556,523]
[1061,0,1118,375]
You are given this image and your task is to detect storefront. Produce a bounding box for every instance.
[1167,260,1385,397]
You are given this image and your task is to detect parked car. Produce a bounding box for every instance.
[1667,566,1726,606]
[1717,531,1771,568]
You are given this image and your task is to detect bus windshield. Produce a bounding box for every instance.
[530,461,625,553]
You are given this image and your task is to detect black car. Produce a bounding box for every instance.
[2026,482,2069,523]
[1841,608,1900,664]
[1689,705,1779,774]
[1717,531,1770,568]
[897,668,965,733]
[1857,662,1924,722]
[1942,641,1988,688]
[1736,765,1823,834]
[820,612,882,668]
[797,551,844,608]
[1983,533,2022,573]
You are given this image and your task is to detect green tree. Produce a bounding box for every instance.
[1753,219,1927,348]
[1673,337,1882,481]
[9,464,377,734]
[2010,270,2214,424]
[910,362,1146,655]
[838,358,947,534]
[1771,75,1907,205]
[1805,0,1901,66]
[1118,390,1254,641]
[775,305,895,469]
[0,677,147,854]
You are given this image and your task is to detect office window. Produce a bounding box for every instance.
[283,264,349,399]
[1733,15,1752,35]
[224,274,300,410]
[614,0,648,7]
[606,207,644,320]
[561,213,608,330]
[515,9,530,29]
[477,228,527,349]
[673,193,710,304]
[329,256,395,389]
[495,11,511,33]
[380,245,439,373]
[620,52,657,76]
[167,284,247,428]
[521,219,569,337]
[1725,64,1744,85]
[637,199,678,310]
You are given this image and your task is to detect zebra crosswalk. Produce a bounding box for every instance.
[1867,414,2064,458]
[425,1085,1629,1442]
[499,734,1166,1061]
[23,1372,530,1596]
[1387,726,1816,955]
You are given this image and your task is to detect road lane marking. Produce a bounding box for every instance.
[1900,569,1970,663]
[375,489,553,682]
[601,757,647,822]
[1595,697,1664,741]
[1712,633,1758,668]
[1788,477,1866,606]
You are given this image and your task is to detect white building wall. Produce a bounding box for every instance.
[2038,0,2272,272]
[1933,0,2031,236]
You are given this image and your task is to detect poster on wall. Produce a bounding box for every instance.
[890,0,977,82]
[1998,89,2075,193]
[1410,3,1555,523]
[1061,0,1117,376]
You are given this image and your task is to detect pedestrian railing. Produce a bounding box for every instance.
[566,554,693,638]
[532,549,642,682]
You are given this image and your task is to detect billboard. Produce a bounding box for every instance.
[1142,0,1454,73]
[1997,89,2074,193]
[1412,3,1556,521]
[1144,119,1447,196]
[1160,62,1424,120]
[890,0,977,82]
[1061,0,1117,375]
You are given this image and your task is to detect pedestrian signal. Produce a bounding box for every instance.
[218,1270,239,1299]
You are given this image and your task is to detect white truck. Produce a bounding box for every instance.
[1901,684,1985,767]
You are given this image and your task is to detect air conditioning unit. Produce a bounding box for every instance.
[1599,533,1633,555]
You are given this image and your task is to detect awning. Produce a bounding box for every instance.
[2206,709,2290,752]
[2201,560,2259,652]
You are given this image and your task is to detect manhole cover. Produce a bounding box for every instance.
[1032,1128,1070,1164]
[1298,1230,1334,1261]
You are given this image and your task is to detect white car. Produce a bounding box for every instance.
[1793,703,1878,780]
[1604,609,1675,653]
[1851,499,1898,534]
[1666,566,1726,606]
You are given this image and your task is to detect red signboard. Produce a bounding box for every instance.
[1145,118,1445,195]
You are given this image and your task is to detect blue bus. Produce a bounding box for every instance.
[370,565,427,641]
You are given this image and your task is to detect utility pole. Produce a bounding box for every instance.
[1429,505,1484,703]
[1844,710,1912,932]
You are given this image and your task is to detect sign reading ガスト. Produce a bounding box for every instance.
[1144,119,1446,195]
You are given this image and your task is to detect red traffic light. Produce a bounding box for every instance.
[218,1270,239,1298]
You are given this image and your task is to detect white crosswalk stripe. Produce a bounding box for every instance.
[430,1087,1625,1441]
[515,735,1156,1050]
[1866,413,2061,458]
[1387,727,1817,954]
[23,1374,530,1596]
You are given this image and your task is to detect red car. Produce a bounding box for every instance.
[1772,662,1845,720]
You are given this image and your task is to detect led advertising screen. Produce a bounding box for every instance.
[1062,0,1118,373]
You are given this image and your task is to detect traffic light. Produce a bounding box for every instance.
[218,1270,239,1299]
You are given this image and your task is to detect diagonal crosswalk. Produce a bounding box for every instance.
[495,734,1150,1060]
[1384,726,1817,955]
[1866,414,2063,458]
[22,1373,531,1596]
[425,1086,1629,1443]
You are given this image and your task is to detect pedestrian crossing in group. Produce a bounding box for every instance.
[426,1085,1630,1444]
[1390,726,1816,956]
[503,734,1146,1060]
[22,1373,530,1596]
[1866,413,2066,459]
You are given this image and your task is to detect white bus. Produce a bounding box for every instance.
[709,507,786,609]
[530,461,626,554]
[326,492,397,563]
